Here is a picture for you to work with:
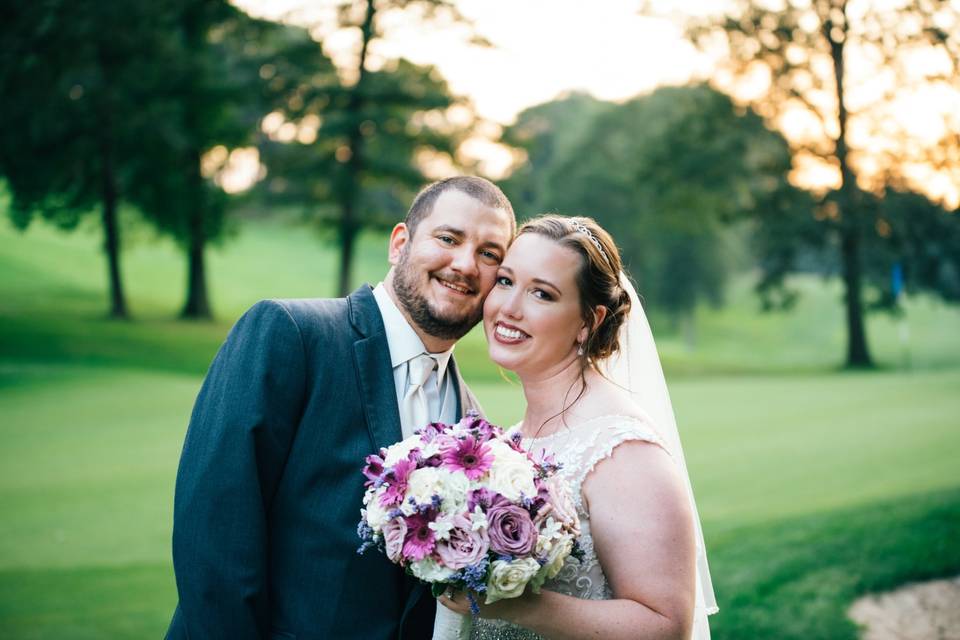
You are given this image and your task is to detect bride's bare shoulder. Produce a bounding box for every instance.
[580,374,648,422]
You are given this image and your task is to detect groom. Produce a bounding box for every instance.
[165,176,515,640]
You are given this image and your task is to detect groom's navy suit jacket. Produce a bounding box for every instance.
[166,285,479,640]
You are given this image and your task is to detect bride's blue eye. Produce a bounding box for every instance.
[496,276,512,286]
[533,289,553,301]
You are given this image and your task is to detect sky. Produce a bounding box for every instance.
[227,0,958,206]
[231,0,718,178]
[234,0,716,124]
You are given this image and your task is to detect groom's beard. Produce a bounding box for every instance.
[393,250,483,341]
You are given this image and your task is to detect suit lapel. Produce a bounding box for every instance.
[349,286,403,453]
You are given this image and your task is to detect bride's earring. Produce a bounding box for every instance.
[577,343,584,356]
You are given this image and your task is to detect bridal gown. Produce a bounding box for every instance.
[470,414,668,640]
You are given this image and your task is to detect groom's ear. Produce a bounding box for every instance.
[388,223,410,266]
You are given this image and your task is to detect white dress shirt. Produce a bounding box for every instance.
[372,283,459,438]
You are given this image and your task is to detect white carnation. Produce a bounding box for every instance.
[438,471,469,513]
[383,436,421,466]
[363,498,389,532]
[421,438,442,459]
[406,467,444,505]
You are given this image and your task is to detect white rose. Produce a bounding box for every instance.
[485,558,541,604]
[410,556,456,583]
[482,443,537,501]
[486,440,529,468]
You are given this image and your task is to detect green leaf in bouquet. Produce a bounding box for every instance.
[431,582,448,599]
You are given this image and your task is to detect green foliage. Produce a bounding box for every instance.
[0,0,322,318]
[255,0,482,295]
[505,84,800,321]
[500,92,614,215]
[868,188,960,307]
[259,57,462,229]
[0,1,172,224]
[3,216,959,378]
[679,0,960,367]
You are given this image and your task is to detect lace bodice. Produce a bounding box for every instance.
[470,414,666,640]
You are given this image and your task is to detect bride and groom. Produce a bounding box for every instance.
[165,176,717,639]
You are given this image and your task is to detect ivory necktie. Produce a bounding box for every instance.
[402,353,437,435]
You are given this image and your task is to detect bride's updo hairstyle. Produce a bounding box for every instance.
[517,215,632,370]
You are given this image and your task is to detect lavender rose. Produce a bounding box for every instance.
[382,517,407,563]
[487,502,538,556]
[435,514,490,569]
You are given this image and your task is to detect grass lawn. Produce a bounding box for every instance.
[1,216,959,638]
[3,216,959,381]
[1,365,958,639]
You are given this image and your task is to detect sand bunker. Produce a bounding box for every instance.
[848,575,960,640]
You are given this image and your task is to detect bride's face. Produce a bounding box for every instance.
[483,233,588,376]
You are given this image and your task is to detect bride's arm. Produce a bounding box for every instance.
[443,440,697,640]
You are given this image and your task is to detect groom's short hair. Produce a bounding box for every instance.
[405,176,515,238]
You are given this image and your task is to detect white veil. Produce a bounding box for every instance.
[601,272,718,638]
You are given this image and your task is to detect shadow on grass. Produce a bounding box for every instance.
[708,485,960,640]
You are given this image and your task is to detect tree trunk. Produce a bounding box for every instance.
[181,214,211,319]
[840,227,871,366]
[337,217,359,297]
[181,150,212,319]
[827,0,873,368]
[100,137,128,319]
[335,0,376,297]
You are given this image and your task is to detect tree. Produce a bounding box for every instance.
[674,0,960,367]
[264,0,486,296]
[0,1,182,317]
[128,3,319,319]
[499,92,614,215]
[505,85,800,328]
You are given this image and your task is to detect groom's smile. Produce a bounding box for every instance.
[433,272,476,297]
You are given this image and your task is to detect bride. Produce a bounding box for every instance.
[435,215,717,639]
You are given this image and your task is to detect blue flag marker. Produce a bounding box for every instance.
[891,263,904,300]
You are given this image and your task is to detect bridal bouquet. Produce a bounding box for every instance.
[357,412,581,611]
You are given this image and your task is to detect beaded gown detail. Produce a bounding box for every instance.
[469,415,666,640]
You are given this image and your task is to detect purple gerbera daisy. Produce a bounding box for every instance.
[442,435,494,480]
[362,454,385,487]
[402,511,437,561]
[379,458,416,507]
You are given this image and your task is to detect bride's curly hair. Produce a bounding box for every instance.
[516,215,632,370]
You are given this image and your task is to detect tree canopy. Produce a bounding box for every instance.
[675,0,960,366]
[503,84,801,326]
